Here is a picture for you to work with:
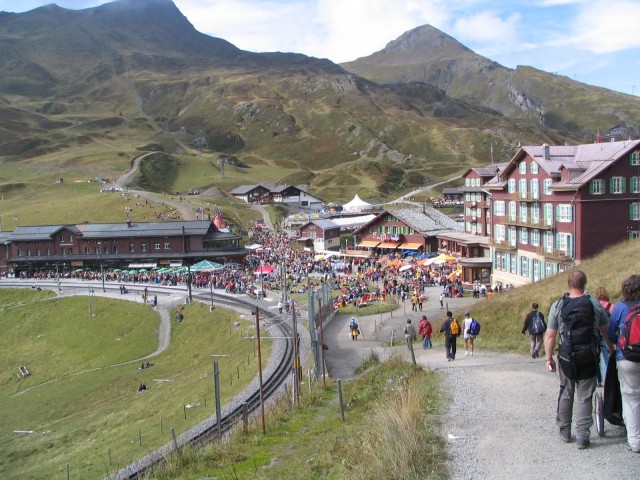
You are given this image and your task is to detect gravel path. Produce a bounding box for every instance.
[439,351,637,480]
[323,304,639,479]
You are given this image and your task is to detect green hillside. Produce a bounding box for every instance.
[2,0,639,219]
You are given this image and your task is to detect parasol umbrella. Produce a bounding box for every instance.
[386,260,404,267]
[254,265,275,275]
[399,264,414,272]
[191,260,224,272]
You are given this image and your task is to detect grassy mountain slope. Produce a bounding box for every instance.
[342,25,640,138]
[0,0,638,220]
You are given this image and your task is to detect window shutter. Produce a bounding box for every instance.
[622,179,627,193]
[589,181,594,194]
[555,205,560,221]
[610,177,614,192]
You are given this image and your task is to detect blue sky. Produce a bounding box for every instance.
[2,0,640,95]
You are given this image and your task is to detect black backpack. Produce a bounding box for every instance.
[557,295,599,380]
[530,311,547,335]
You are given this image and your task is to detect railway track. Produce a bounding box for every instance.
[1,280,296,480]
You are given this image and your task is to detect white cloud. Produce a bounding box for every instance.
[451,11,521,46]
[3,0,640,93]
[550,0,640,53]
[176,0,452,62]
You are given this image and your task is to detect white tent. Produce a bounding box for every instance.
[343,194,372,212]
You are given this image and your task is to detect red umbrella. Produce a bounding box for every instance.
[254,265,275,274]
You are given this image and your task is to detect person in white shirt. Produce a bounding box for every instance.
[463,311,475,356]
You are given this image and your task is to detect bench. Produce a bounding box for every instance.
[19,366,30,377]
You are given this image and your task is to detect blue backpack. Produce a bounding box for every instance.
[469,318,481,336]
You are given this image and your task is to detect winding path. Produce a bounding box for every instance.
[112,153,197,220]
[8,288,176,397]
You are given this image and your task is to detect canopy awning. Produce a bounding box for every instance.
[358,240,380,248]
[191,260,224,272]
[128,263,157,269]
[378,241,400,249]
[399,242,423,250]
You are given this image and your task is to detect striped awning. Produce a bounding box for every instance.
[378,241,400,249]
[128,263,157,268]
[399,242,423,250]
[358,240,380,248]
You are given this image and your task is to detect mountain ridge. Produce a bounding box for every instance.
[0,0,639,212]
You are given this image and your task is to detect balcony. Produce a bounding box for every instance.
[536,247,573,261]
[511,192,540,202]
[502,217,554,230]
[490,239,517,251]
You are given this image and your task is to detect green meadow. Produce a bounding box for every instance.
[0,292,269,479]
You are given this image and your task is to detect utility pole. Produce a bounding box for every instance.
[255,307,266,434]
[98,242,105,293]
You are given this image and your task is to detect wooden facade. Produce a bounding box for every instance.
[353,207,463,254]
[297,219,341,251]
[0,220,248,275]
[478,140,640,286]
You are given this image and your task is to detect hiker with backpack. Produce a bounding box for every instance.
[418,315,432,349]
[595,286,613,384]
[545,270,613,449]
[463,311,480,356]
[349,317,360,341]
[522,303,546,359]
[607,274,640,453]
[440,311,460,361]
[403,318,417,351]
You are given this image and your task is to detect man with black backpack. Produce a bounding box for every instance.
[545,270,613,450]
[522,303,546,359]
[440,311,460,361]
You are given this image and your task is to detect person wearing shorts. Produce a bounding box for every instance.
[463,311,475,356]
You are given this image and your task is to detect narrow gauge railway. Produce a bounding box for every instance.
[0,281,296,480]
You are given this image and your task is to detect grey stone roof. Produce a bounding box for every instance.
[309,219,339,230]
[230,184,261,195]
[76,220,216,238]
[230,182,311,195]
[471,164,507,177]
[389,207,463,236]
[485,140,640,190]
[5,220,241,241]
[9,225,66,241]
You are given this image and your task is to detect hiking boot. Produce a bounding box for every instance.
[559,429,571,443]
[576,437,590,449]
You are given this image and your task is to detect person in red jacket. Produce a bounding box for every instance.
[418,315,432,349]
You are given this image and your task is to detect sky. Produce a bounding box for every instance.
[2,0,640,96]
